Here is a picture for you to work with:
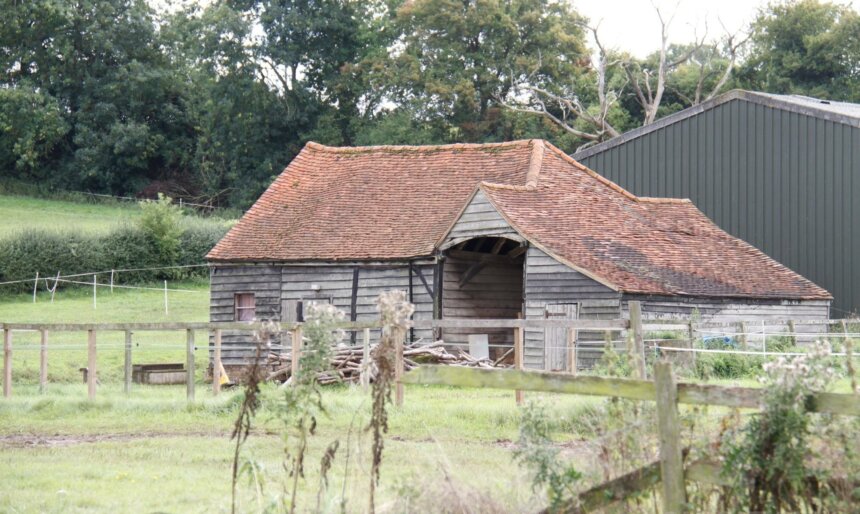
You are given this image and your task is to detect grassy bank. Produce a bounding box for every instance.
[0,195,141,237]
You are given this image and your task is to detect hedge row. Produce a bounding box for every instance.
[0,220,228,294]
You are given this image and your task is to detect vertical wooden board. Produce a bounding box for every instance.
[566,328,577,375]
[213,329,222,395]
[544,303,578,372]
[291,326,302,385]
[361,328,371,390]
[628,301,646,379]
[394,327,405,407]
[514,325,524,405]
[654,362,686,513]
[186,329,195,403]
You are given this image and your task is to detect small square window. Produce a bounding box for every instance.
[235,293,256,321]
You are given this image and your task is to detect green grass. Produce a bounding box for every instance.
[0,384,597,513]
[0,195,143,237]
[0,278,210,383]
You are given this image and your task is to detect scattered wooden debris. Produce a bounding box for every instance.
[266,341,507,385]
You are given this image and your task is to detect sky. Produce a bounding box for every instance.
[575,0,857,57]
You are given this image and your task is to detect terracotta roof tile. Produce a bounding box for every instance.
[207,140,538,262]
[480,149,831,300]
[208,139,831,300]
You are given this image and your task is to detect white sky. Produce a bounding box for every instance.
[575,0,858,57]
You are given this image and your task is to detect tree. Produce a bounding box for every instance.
[381,0,591,142]
[0,0,193,193]
[235,0,386,145]
[499,5,748,150]
[738,0,860,101]
[0,88,68,181]
[162,2,305,208]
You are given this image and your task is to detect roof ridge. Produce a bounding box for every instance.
[479,181,535,192]
[638,197,693,204]
[304,139,535,154]
[525,139,544,187]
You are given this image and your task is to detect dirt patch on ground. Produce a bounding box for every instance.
[0,431,231,448]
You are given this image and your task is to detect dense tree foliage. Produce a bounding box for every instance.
[1,0,857,208]
[739,0,860,101]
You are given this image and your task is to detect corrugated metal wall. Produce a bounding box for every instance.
[576,99,860,316]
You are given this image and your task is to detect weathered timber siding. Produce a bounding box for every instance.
[575,96,859,315]
[523,247,623,369]
[441,256,523,352]
[443,190,520,245]
[210,264,282,367]
[209,262,435,367]
[624,295,830,341]
[280,264,435,342]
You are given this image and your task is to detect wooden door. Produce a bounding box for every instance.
[544,303,578,371]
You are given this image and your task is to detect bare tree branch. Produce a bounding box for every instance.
[495,20,622,143]
[625,1,706,125]
[704,20,752,101]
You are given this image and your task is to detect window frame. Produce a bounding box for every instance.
[234,292,256,322]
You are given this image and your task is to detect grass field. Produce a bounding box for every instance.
[0,278,210,384]
[0,383,604,513]
[0,195,143,237]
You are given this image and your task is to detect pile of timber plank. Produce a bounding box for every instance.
[266,341,509,385]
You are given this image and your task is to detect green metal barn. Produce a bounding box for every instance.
[573,90,860,316]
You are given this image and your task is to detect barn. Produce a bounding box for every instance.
[206,139,831,372]
[573,90,860,316]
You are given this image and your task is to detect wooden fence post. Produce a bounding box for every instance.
[186,329,195,403]
[629,301,646,379]
[361,328,371,391]
[213,329,222,396]
[87,329,97,400]
[33,271,39,303]
[395,326,405,407]
[566,327,577,375]
[686,321,697,367]
[788,320,797,346]
[738,322,748,350]
[291,326,302,386]
[843,320,856,393]
[687,321,695,347]
[654,361,686,513]
[514,324,524,405]
[123,330,132,394]
[3,329,11,398]
[39,329,48,394]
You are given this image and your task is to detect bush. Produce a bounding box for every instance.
[138,194,183,266]
[0,210,228,294]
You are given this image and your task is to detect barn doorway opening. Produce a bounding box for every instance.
[441,236,526,362]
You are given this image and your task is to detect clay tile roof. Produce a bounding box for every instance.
[479,145,831,300]
[207,140,540,262]
[208,139,831,300]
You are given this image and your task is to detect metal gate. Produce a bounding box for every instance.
[544,303,578,371]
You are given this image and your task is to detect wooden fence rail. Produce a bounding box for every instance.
[1,310,854,409]
[0,316,631,404]
[401,364,860,513]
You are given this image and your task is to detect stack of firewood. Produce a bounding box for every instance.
[266,340,510,385]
